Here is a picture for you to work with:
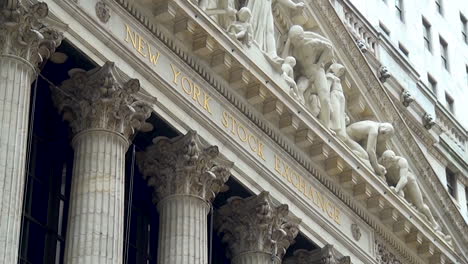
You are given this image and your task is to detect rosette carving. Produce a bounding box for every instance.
[53,61,153,137]
[216,191,301,261]
[137,130,233,203]
[0,1,63,66]
[284,245,351,264]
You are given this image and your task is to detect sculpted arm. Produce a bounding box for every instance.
[366,128,385,176]
[394,158,409,194]
[277,0,305,9]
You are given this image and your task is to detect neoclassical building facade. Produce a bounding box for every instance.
[0,0,467,264]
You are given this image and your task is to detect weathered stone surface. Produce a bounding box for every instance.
[216,191,301,264]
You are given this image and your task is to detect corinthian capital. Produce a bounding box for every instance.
[137,130,233,202]
[216,191,301,261]
[283,245,351,264]
[0,1,63,66]
[54,61,153,137]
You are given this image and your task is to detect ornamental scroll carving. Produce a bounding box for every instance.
[137,130,233,203]
[0,1,63,67]
[215,191,301,261]
[53,61,153,137]
[375,241,403,264]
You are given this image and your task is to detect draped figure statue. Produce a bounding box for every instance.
[246,0,304,60]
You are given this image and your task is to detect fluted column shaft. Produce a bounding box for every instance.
[65,129,128,264]
[137,130,233,264]
[157,195,210,264]
[0,55,35,263]
[232,251,277,264]
[53,61,153,264]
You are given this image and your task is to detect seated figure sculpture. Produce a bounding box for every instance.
[346,121,394,176]
[199,0,237,29]
[283,25,334,131]
[227,7,253,46]
[380,150,441,231]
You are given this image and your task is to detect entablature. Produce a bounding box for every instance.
[45,0,468,262]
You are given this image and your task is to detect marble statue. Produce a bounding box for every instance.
[297,76,320,117]
[283,25,334,130]
[327,63,347,138]
[227,7,253,46]
[346,121,394,176]
[281,56,300,100]
[380,150,441,231]
[246,0,304,61]
[200,0,237,29]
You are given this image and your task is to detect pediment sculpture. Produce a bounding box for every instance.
[197,1,452,238]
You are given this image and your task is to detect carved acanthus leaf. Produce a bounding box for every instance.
[54,61,153,137]
[283,245,351,264]
[0,2,63,66]
[216,191,301,261]
[137,130,233,203]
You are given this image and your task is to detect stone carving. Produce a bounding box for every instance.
[227,7,253,46]
[351,223,361,241]
[96,0,111,23]
[422,112,435,129]
[346,121,394,176]
[378,66,391,83]
[283,25,335,130]
[356,39,367,53]
[380,150,441,230]
[0,2,63,66]
[400,89,414,107]
[327,63,347,138]
[137,130,233,202]
[53,61,153,137]
[200,0,237,29]
[281,56,300,100]
[283,245,351,264]
[216,191,301,262]
[247,0,304,61]
[375,241,403,264]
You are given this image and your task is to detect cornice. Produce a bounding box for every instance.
[53,0,468,262]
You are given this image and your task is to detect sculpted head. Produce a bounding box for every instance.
[284,56,296,67]
[380,150,397,166]
[378,122,394,138]
[288,25,305,42]
[237,7,251,22]
[328,63,346,77]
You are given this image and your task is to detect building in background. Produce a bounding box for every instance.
[333,0,468,222]
[0,0,467,264]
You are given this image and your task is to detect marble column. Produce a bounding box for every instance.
[0,2,62,262]
[283,245,351,264]
[137,130,233,264]
[52,61,153,264]
[215,191,301,264]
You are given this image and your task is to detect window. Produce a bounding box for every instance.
[446,168,457,199]
[422,18,432,51]
[439,37,449,70]
[395,0,404,21]
[435,0,443,15]
[19,92,74,264]
[461,14,467,44]
[466,187,468,217]
[428,74,437,94]
[445,92,454,113]
[398,42,409,57]
[379,21,391,36]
